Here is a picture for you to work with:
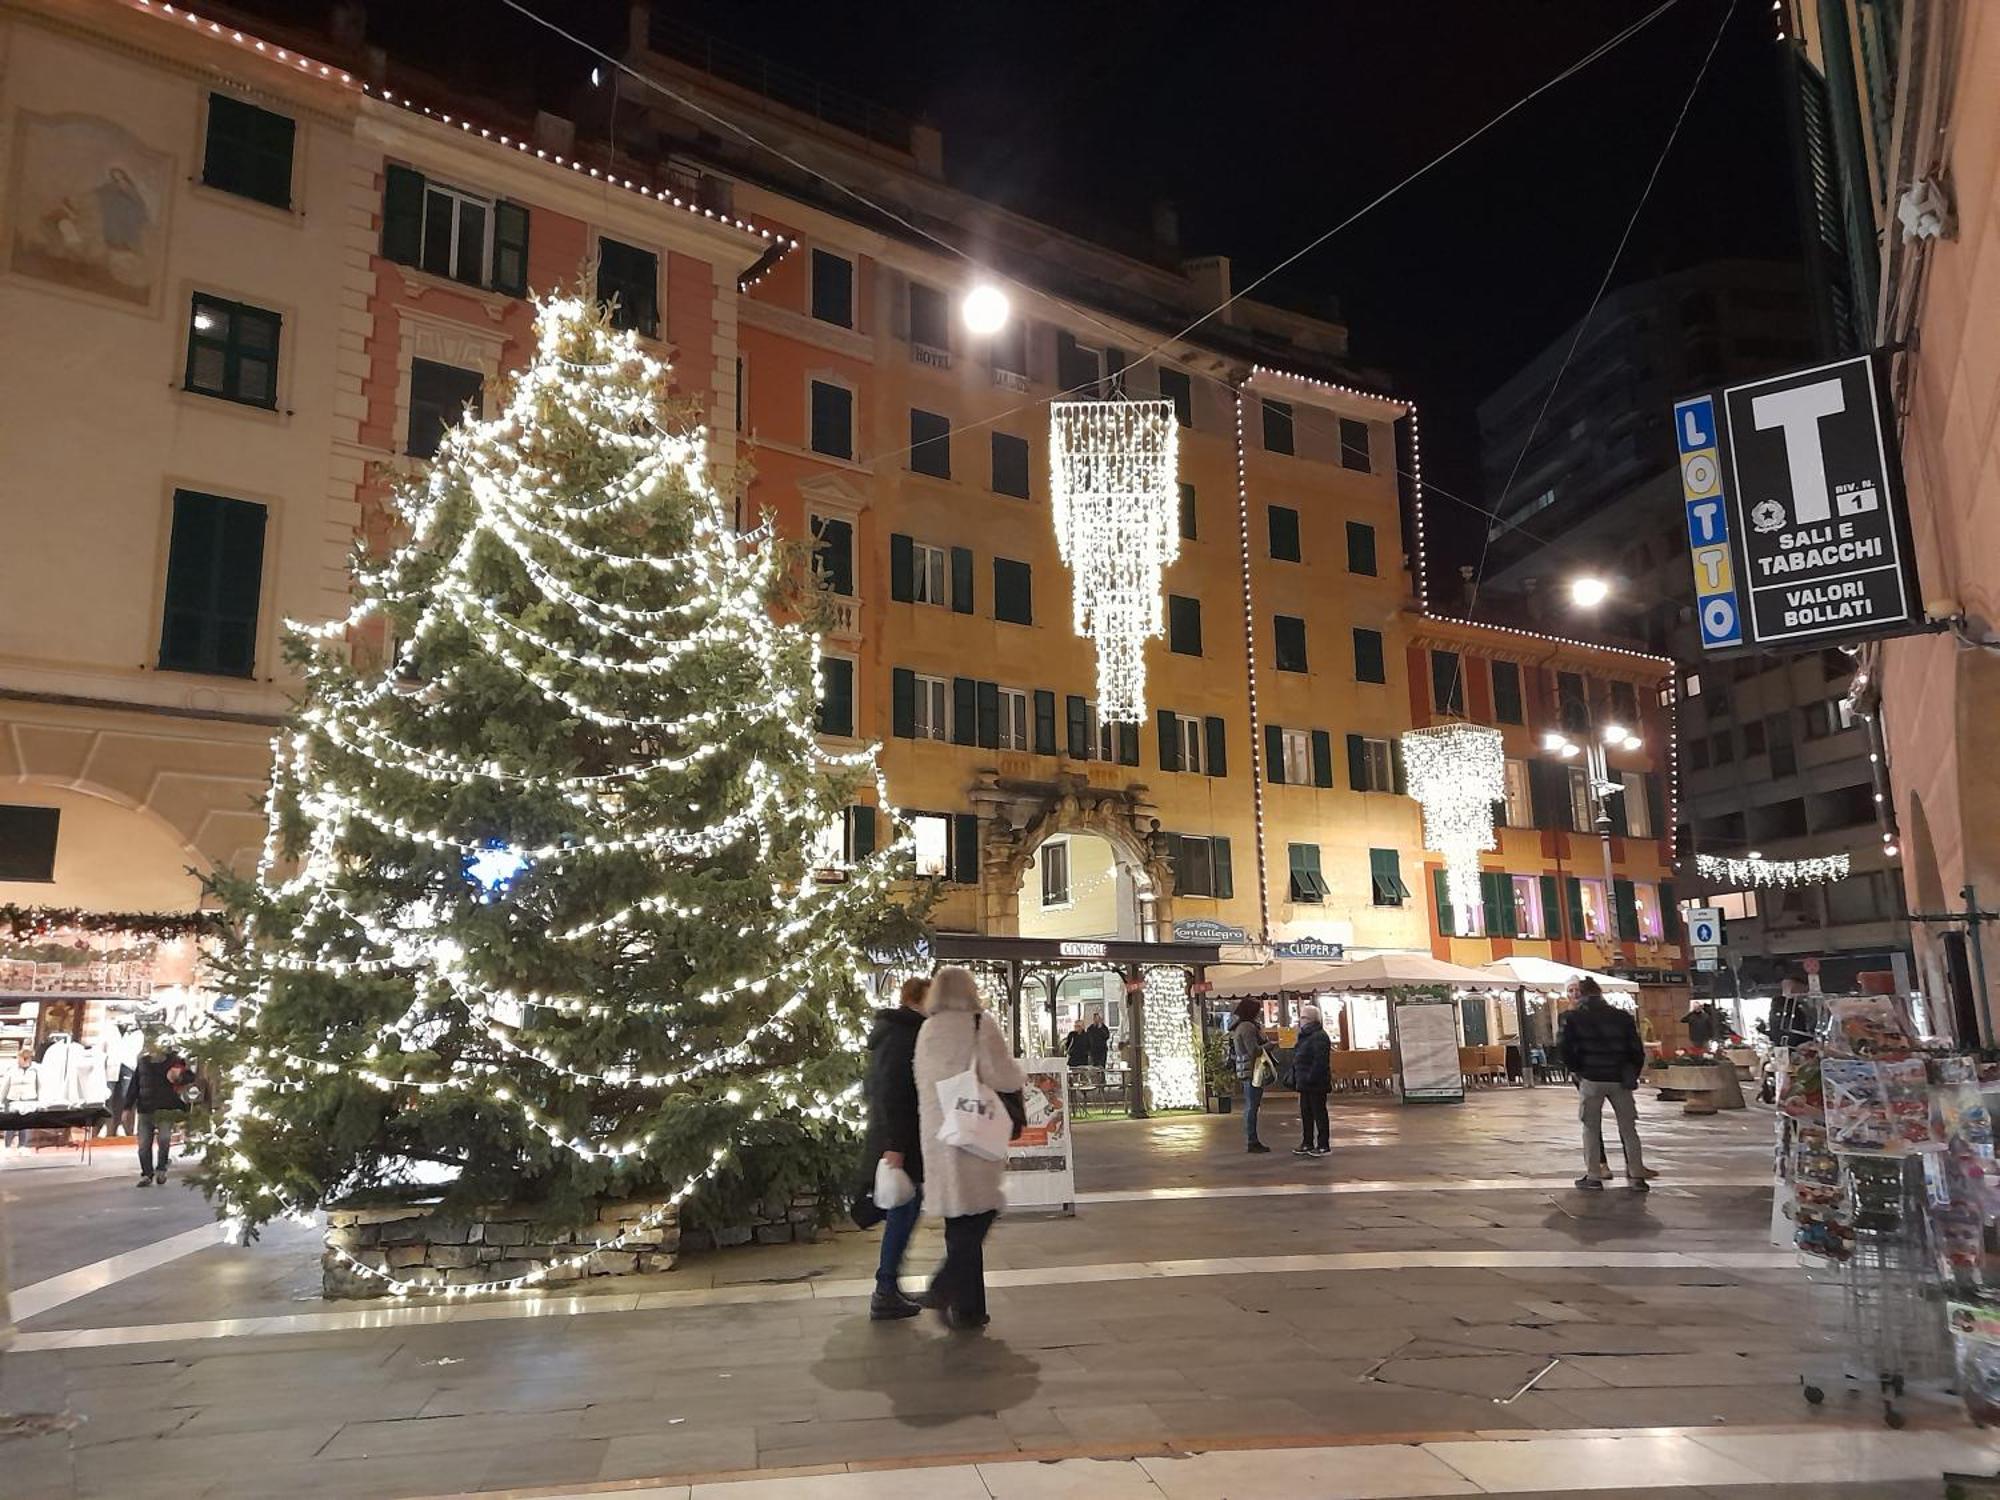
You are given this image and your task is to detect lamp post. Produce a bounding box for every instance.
[1544,722,1643,948]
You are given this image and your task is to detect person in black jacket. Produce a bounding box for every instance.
[1558,978,1652,1193]
[127,1043,187,1188]
[1290,1004,1333,1159]
[1085,1013,1110,1069]
[1062,1016,1091,1069]
[861,977,929,1320]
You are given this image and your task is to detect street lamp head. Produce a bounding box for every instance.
[1542,731,1568,752]
[1622,732,1643,751]
[1569,576,1611,608]
[1559,742,1581,758]
[1600,722,1627,745]
[961,283,1010,337]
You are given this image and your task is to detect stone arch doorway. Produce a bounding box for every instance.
[971,775,1175,940]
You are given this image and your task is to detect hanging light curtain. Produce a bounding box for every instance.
[1048,398,1180,723]
[1401,722,1506,929]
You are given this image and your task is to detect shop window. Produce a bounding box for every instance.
[185,294,280,409]
[810,380,854,459]
[1274,615,1308,673]
[1339,418,1372,472]
[1262,399,1294,454]
[158,489,265,678]
[0,805,60,883]
[991,433,1030,498]
[596,237,659,337]
[203,93,295,208]
[810,249,853,327]
[407,359,484,458]
[910,409,951,478]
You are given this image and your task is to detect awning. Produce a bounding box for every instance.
[1479,956,1640,994]
[1314,953,1506,992]
[1202,959,1346,999]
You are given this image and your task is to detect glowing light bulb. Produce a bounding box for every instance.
[961,283,1010,336]
[1570,576,1611,608]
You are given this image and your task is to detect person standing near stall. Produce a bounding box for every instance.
[127,1041,188,1187]
[1229,998,1274,1154]
[1290,1004,1333,1158]
[1085,1012,1110,1069]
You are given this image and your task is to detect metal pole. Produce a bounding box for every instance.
[1592,744,1619,950]
[1126,966,1149,1119]
[1965,884,1993,1049]
[1514,983,1535,1088]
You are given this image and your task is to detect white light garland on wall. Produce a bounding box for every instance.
[1048,399,1180,723]
[1401,722,1506,926]
[1142,968,1200,1110]
[1694,852,1851,888]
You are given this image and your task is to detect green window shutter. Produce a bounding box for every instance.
[1483,872,1518,938]
[1433,867,1455,937]
[1212,837,1234,900]
[1528,759,1555,828]
[1162,832,1184,889]
[1346,520,1377,576]
[889,534,914,602]
[1346,733,1367,791]
[381,164,425,265]
[1646,774,1666,842]
[816,657,852,736]
[1431,650,1464,715]
[1390,738,1407,795]
[891,669,916,739]
[1066,695,1088,759]
[159,491,266,678]
[1540,874,1562,939]
[951,546,974,614]
[1116,722,1139,766]
[1491,660,1524,723]
[1566,878,1586,942]
[950,814,980,885]
[1034,691,1057,755]
[1265,723,1286,785]
[993,558,1033,624]
[1661,880,1681,941]
[492,200,531,296]
[1204,715,1227,778]
[976,680,1000,749]
[1310,729,1334,788]
[1157,709,1181,772]
[1353,627,1385,684]
[848,806,876,859]
[1614,879,1639,941]
[951,677,977,745]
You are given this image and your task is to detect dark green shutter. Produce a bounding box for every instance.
[159,491,266,678]
[951,677,976,745]
[1661,880,1681,941]
[1433,868,1454,937]
[1162,832,1184,890]
[1066,695,1088,759]
[1608,782,1630,838]
[1645,774,1666,843]
[1204,716,1227,778]
[382,164,425,265]
[492,200,531,295]
[1265,724,1286,785]
[1528,760,1556,828]
[1482,872,1518,938]
[817,658,852,736]
[1346,733,1367,790]
[976,680,1000,748]
[1034,691,1057,755]
[1157,710,1181,772]
[1310,729,1333,788]
[1614,879,1639,941]
[1566,878,1587,943]
[1116,722,1139,766]
[1540,874,1561,939]
[891,668,915,738]
[950,546,974,614]
[1212,837,1234,899]
[951,814,980,884]
[1390,739,1407,795]
[889,534,914,602]
[849,806,876,859]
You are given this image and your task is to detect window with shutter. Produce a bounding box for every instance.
[976,680,1000,749]
[407,360,484,459]
[1491,660,1524,723]
[1369,848,1410,906]
[596,237,659,337]
[1262,399,1294,454]
[810,381,853,459]
[951,547,974,614]
[991,433,1030,498]
[1274,615,1308,673]
[1311,729,1333,788]
[993,558,1033,624]
[1287,844,1328,903]
[816,656,854,737]
[952,677,977,745]
[908,282,950,352]
[203,94,295,208]
[1512,875,1547,938]
[1204,716,1227,778]
[1034,691,1057,755]
[810,249,853,327]
[997,688,1030,751]
[0,805,60,883]
[1432,868,1456,937]
[910,409,951,478]
[846,805,876,860]
[1168,595,1202,656]
[1345,520,1378,576]
[1353,628,1385,684]
[1267,505,1301,562]
[159,491,266,678]
[185,294,281,409]
[1156,710,1182,773]
[1159,367,1193,427]
[810,515,853,597]
[910,814,950,876]
[1040,839,1072,906]
[1178,483,1197,540]
[1339,418,1372,472]
[912,674,948,741]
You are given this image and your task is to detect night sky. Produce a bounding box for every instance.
[240,0,1804,582]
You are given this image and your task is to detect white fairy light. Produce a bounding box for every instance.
[1142,968,1200,1110]
[1048,398,1180,722]
[1694,852,1850,888]
[1401,722,1506,927]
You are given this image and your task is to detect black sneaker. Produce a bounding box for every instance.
[1291,1145,1313,1156]
[1574,1175,1604,1191]
[869,1289,921,1321]
[136,1175,152,1188]
[154,1172,168,1186]
[1309,1148,1330,1158]
[1247,1142,1271,1154]
[1630,1179,1651,1194]
[943,1308,990,1332]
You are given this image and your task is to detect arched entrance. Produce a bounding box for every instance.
[972,774,1175,940]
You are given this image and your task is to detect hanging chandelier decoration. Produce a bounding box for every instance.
[1695,852,1851,888]
[1048,398,1180,723]
[1401,723,1506,929]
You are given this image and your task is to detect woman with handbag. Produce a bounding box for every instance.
[1228,998,1274,1154]
[914,965,1026,1331]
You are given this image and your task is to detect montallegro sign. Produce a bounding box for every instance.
[1694,353,1923,652]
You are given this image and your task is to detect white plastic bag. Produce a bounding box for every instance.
[873,1157,916,1210]
[935,1067,1011,1161]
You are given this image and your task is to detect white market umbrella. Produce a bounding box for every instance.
[1479,956,1639,995]
[1204,960,1346,999]
[1314,952,1505,992]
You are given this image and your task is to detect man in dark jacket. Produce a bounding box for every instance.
[1062,1016,1091,1069]
[1290,1004,1333,1158]
[1085,1012,1110,1069]
[127,1043,187,1188]
[1559,978,1651,1193]
[860,977,928,1320]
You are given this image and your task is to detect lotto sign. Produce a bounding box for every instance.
[1686,907,1723,949]
[1676,395,1743,649]
[1721,354,1921,647]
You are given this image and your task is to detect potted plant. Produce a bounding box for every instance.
[1201,1030,1237,1113]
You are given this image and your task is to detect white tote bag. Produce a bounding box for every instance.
[934,1016,1012,1162]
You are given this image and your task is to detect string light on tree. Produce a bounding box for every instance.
[1401,723,1506,925]
[1048,398,1180,723]
[1694,852,1851,888]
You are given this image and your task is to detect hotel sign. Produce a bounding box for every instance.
[1713,354,1922,650]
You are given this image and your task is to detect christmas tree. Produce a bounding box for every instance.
[197,294,915,1290]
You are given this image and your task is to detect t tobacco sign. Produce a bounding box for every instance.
[1678,353,1923,654]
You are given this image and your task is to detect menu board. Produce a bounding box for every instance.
[1393,997,1464,1104]
[1002,1058,1076,1212]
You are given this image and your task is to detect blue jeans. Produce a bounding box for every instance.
[1242,1081,1265,1143]
[876,1188,922,1293]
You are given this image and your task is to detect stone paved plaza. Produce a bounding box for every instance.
[3,1087,1996,1498]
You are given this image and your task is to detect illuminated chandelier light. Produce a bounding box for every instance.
[1401,723,1506,926]
[1142,968,1200,1110]
[1048,399,1180,722]
[1695,852,1851,888]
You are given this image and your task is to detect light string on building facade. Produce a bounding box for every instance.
[1694,852,1851,889]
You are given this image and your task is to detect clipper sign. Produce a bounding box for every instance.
[1708,354,1920,650]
